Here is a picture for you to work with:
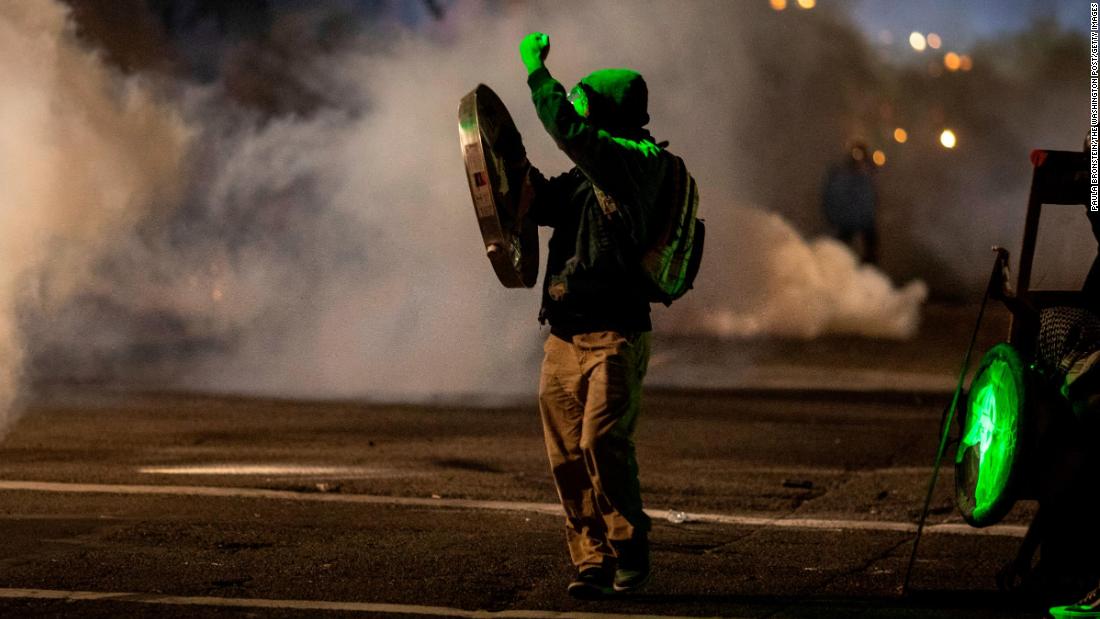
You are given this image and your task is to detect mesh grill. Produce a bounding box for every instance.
[1037,306,1100,379]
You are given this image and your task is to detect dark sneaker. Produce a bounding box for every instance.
[567,566,615,600]
[612,538,651,593]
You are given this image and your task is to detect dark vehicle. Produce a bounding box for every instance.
[918,149,1099,610]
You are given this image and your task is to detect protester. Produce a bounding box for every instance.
[517,31,681,599]
[822,141,879,264]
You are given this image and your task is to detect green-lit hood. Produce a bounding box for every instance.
[576,68,650,134]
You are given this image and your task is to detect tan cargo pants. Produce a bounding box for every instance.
[538,330,652,569]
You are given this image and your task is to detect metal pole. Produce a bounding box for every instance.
[901,252,1002,594]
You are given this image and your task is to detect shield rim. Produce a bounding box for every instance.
[954,342,1029,527]
[458,84,538,289]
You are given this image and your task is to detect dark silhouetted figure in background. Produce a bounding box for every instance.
[822,141,879,264]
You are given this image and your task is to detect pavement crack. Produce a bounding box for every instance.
[214,541,274,552]
[701,523,779,555]
[819,535,912,591]
[755,536,912,619]
[208,576,253,590]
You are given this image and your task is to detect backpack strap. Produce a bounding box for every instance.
[591,183,619,218]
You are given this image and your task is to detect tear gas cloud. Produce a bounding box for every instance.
[0,1,1086,431]
[0,2,189,434]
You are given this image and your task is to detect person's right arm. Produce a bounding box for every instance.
[520,32,658,209]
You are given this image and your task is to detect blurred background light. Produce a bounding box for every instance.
[909,31,927,51]
[944,51,961,71]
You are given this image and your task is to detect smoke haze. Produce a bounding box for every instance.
[0,1,189,434]
[0,0,1087,433]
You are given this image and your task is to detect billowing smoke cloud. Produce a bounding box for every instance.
[0,2,188,435]
[171,0,928,400]
[668,208,927,339]
[0,0,1083,430]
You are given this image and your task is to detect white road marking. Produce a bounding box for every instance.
[0,587,718,618]
[0,479,1028,538]
[701,465,935,476]
[139,463,935,477]
[648,364,956,394]
[138,464,416,477]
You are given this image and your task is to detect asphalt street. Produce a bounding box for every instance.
[0,385,1059,618]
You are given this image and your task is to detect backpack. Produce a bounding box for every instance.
[589,155,704,306]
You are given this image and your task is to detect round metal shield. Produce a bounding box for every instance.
[955,342,1029,527]
[458,84,539,288]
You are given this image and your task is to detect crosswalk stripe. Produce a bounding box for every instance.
[0,479,1027,538]
[0,587,721,618]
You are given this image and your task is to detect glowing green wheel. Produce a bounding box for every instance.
[1047,605,1100,619]
[955,343,1028,527]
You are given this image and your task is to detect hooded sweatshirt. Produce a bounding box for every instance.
[526,66,673,336]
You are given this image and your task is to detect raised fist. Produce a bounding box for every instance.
[519,32,550,74]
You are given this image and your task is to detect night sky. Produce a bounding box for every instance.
[849,0,1088,48]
